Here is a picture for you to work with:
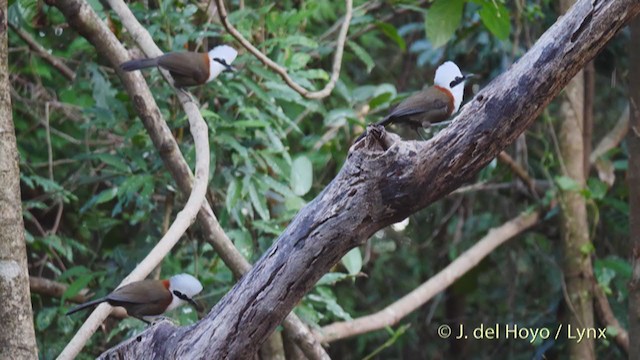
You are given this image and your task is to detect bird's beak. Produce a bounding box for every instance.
[188,298,204,312]
[464,73,476,80]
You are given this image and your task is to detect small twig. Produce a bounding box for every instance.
[45,102,54,181]
[497,151,539,198]
[30,276,90,303]
[214,0,352,100]
[593,278,629,353]
[589,105,629,164]
[9,23,76,81]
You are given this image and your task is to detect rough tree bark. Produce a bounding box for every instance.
[99,0,640,358]
[0,1,39,358]
[628,15,640,359]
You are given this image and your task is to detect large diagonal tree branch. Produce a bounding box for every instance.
[98,0,640,358]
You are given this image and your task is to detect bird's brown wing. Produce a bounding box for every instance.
[106,280,172,317]
[107,280,171,304]
[170,74,201,88]
[378,87,452,126]
[157,52,209,86]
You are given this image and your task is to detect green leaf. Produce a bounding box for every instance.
[36,307,57,331]
[587,178,608,200]
[78,153,131,173]
[341,247,362,275]
[287,53,312,70]
[555,176,580,191]
[347,41,375,74]
[58,266,91,281]
[308,288,352,321]
[265,81,304,103]
[43,235,74,262]
[376,22,406,50]
[228,229,254,259]
[324,108,357,127]
[425,0,464,48]
[62,274,94,302]
[80,187,118,213]
[290,156,313,196]
[249,180,270,220]
[316,272,349,286]
[479,1,511,40]
[580,242,595,255]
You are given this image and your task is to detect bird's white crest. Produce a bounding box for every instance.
[433,61,465,113]
[207,45,238,82]
[166,273,203,311]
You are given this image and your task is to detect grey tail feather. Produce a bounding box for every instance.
[120,58,159,72]
[66,297,107,315]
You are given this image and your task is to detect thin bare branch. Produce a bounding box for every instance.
[497,151,539,197]
[589,105,629,163]
[316,210,540,343]
[593,280,629,353]
[214,0,352,99]
[9,23,76,81]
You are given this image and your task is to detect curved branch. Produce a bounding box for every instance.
[95,0,330,359]
[317,210,540,343]
[49,0,210,358]
[593,278,629,353]
[215,0,352,100]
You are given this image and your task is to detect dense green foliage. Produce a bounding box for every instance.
[9,0,632,358]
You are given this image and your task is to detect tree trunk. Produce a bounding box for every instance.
[558,68,595,358]
[95,1,640,358]
[558,3,594,360]
[627,15,640,360]
[0,2,39,358]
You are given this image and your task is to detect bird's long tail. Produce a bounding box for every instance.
[120,58,159,72]
[354,115,393,143]
[374,115,394,127]
[66,298,107,315]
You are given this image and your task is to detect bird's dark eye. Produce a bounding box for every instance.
[450,76,465,88]
[173,290,189,301]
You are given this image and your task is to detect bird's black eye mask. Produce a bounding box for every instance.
[449,74,474,88]
[173,290,203,311]
[449,76,464,88]
[213,58,235,72]
[173,290,189,301]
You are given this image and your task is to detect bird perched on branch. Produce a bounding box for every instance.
[120,45,238,87]
[358,61,473,141]
[66,273,203,323]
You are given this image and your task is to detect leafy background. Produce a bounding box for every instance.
[9,0,631,358]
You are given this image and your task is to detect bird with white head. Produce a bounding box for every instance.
[358,61,472,141]
[120,45,238,88]
[66,273,203,323]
